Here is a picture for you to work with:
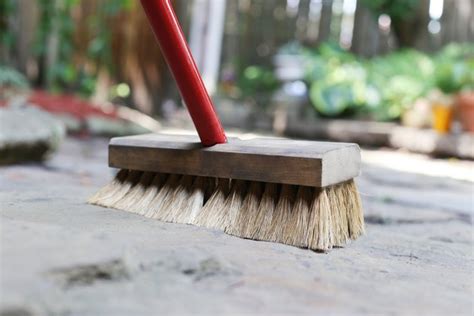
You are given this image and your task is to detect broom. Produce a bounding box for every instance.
[89,0,364,251]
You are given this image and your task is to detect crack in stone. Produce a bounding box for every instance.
[389,253,419,260]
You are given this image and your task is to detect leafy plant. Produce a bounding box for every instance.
[300,43,473,121]
[0,0,15,61]
[33,0,132,96]
[276,42,473,121]
[35,0,83,92]
[308,60,367,116]
[435,62,471,94]
[310,81,356,116]
[87,0,132,72]
[365,49,434,120]
[434,44,474,93]
[0,66,29,89]
[238,65,279,99]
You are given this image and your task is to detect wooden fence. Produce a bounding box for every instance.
[2,0,473,115]
[220,0,473,72]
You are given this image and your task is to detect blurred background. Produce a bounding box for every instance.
[0,0,473,162]
[1,2,473,314]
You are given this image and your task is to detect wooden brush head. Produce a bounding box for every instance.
[108,133,361,188]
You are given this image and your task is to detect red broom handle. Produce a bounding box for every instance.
[140,0,227,146]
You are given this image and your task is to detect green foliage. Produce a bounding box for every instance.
[0,0,16,58]
[301,43,474,121]
[433,44,474,94]
[361,0,419,20]
[34,0,132,96]
[310,81,358,116]
[306,45,367,117]
[238,65,279,99]
[365,49,433,120]
[87,0,132,73]
[0,66,29,89]
[434,62,471,94]
[304,44,372,118]
[35,0,84,93]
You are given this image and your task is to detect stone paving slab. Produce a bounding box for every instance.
[0,107,65,165]
[0,137,472,315]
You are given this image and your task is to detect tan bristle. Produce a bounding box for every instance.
[159,175,195,222]
[336,184,350,245]
[193,178,230,230]
[90,170,142,208]
[88,169,129,205]
[89,173,364,252]
[203,177,218,204]
[308,189,333,251]
[345,180,365,239]
[172,176,207,224]
[267,184,296,243]
[223,180,248,233]
[327,184,349,247]
[249,183,278,240]
[143,174,181,219]
[227,181,263,238]
[112,172,156,212]
[282,186,313,248]
[133,173,167,215]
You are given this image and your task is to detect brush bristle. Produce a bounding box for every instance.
[226,181,263,238]
[112,172,156,211]
[89,171,364,251]
[267,184,296,243]
[283,186,312,248]
[144,174,181,219]
[132,173,167,215]
[88,170,142,207]
[249,182,278,240]
[193,178,230,230]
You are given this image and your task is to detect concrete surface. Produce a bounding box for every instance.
[0,137,472,315]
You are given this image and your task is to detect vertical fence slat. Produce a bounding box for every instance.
[317,0,333,44]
